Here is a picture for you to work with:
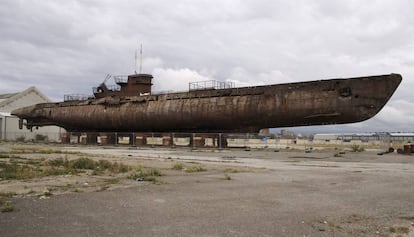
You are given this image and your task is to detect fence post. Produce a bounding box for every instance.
[192,133,195,150]
[171,132,175,148]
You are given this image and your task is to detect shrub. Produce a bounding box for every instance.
[351,144,364,152]
[97,160,112,170]
[0,163,38,180]
[172,163,184,170]
[48,158,69,167]
[71,158,97,170]
[43,189,53,197]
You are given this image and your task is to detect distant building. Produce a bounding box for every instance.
[389,132,414,142]
[279,129,296,139]
[314,133,414,142]
[0,87,64,141]
[314,133,379,142]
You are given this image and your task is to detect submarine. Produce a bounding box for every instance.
[11,73,402,133]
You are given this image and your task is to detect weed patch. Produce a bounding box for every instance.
[47,158,70,167]
[172,162,184,170]
[128,168,162,184]
[0,192,15,198]
[139,168,162,177]
[185,166,207,173]
[389,226,410,234]
[172,162,207,172]
[107,162,129,173]
[351,144,364,152]
[1,201,15,212]
[43,189,53,197]
[10,147,81,155]
[399,216,414,221]
[44,167,76,176]
[105,178,120,185]
[0,156,132,180]
[71,158,97,170]
[0,162,41,180]
[224,168,239,173]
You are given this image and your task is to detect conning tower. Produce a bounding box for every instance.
[93,74,153,98]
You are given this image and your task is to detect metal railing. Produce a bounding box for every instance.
[92,85,121,94]
[64,94,93,101]
[114,75,128,84]
[189,80,235,91]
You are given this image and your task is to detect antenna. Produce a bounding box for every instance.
[134,49,138,74]
[103,74,111,84]
[139,43,143,74]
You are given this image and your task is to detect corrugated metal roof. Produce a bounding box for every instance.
[315,133,377,137]
[389,133,414,137]
[0,87,51,110]
[315,132,414,137]
[0,93,18,99]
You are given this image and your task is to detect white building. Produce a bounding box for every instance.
[389,132,414,142]
[0,87,64,142]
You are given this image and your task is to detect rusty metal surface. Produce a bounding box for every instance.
[93,74,153,98]
[12,74,402,133]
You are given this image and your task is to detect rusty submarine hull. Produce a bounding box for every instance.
[12,73,402,133]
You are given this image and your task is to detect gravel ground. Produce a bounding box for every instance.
[1,145,414,236]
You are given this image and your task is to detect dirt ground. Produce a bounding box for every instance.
[1,143,414,236]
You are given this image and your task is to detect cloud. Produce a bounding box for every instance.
[152,68,212,92]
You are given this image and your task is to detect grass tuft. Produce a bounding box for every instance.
[128,168,162,184]
[185,166,207,173]
[47,158,70,167]
[224,168,239,173]
[1,156,133,180]
[0,192,15,198]
[1,201,15,212]
[71,158,97,170]
[0,153,10,159]
[389,226,410,234]
[172,162,184,170]
[351,144,364,152]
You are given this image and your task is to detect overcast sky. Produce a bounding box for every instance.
[0,0,413,133]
